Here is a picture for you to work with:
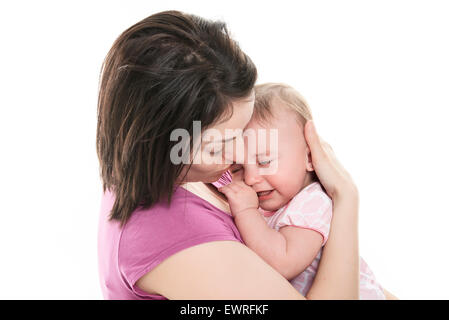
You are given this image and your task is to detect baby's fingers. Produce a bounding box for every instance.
[217,185,229,195]
[218,184,237,197]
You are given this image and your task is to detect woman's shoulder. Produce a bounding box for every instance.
[117,185,242,288]
[120,185,235,242]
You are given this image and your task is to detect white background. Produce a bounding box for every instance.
[0,0,448,299]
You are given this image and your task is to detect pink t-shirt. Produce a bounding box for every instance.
[97,185,243,300]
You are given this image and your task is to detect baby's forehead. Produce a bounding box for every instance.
[245,108,303,132]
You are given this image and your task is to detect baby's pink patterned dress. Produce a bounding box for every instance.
[262,182,386,299]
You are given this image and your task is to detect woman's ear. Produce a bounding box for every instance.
[305,147,314,172]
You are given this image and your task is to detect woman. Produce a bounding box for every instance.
[96,10,385,299]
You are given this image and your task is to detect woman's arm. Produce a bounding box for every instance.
[306,192,359,299]
[136,240,305,300]
[302,120,360,299]
[383,288,399,300]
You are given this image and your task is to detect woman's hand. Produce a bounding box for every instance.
[304,120,360,299]
[304,120,358,201]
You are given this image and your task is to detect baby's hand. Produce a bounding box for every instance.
[218,180,259,218]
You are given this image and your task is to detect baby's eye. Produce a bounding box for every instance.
[258,160,271,166]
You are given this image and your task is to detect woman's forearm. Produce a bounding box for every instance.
[306,190,360,300]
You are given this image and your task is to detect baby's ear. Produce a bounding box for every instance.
[305,147,314,172]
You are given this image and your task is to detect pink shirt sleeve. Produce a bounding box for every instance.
[276,182,333,245]
[119,188,242,294]
[98,185,242,300]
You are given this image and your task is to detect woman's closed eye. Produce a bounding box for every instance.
[209,149,222,156]
[204,144,223,156]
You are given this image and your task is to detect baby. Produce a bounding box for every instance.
[216,83,386,299]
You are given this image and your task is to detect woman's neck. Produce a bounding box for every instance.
[180,181,231,214]
[204,182,228,201]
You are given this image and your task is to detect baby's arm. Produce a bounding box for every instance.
[236,210,323,280]
[218,181,323,280]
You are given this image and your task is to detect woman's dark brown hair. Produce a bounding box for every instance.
[96,10,257,226]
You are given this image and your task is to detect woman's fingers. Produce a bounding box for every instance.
[306,122,335,162]
[303,120,357,200]
[304,120,324,159]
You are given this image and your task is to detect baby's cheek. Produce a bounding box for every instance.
[276,166,306,198]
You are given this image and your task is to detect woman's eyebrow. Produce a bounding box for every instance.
[202,136,236,146]
[221,136,237,143]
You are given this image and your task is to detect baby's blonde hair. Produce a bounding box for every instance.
[254,82,318,183]
[253,83,313,127]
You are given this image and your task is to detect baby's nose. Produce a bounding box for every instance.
[244,164,262,186]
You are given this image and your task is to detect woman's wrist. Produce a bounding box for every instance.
[307,191,360,300]
[332,181,359,205]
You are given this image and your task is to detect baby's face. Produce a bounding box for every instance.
[243,105,313,211]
